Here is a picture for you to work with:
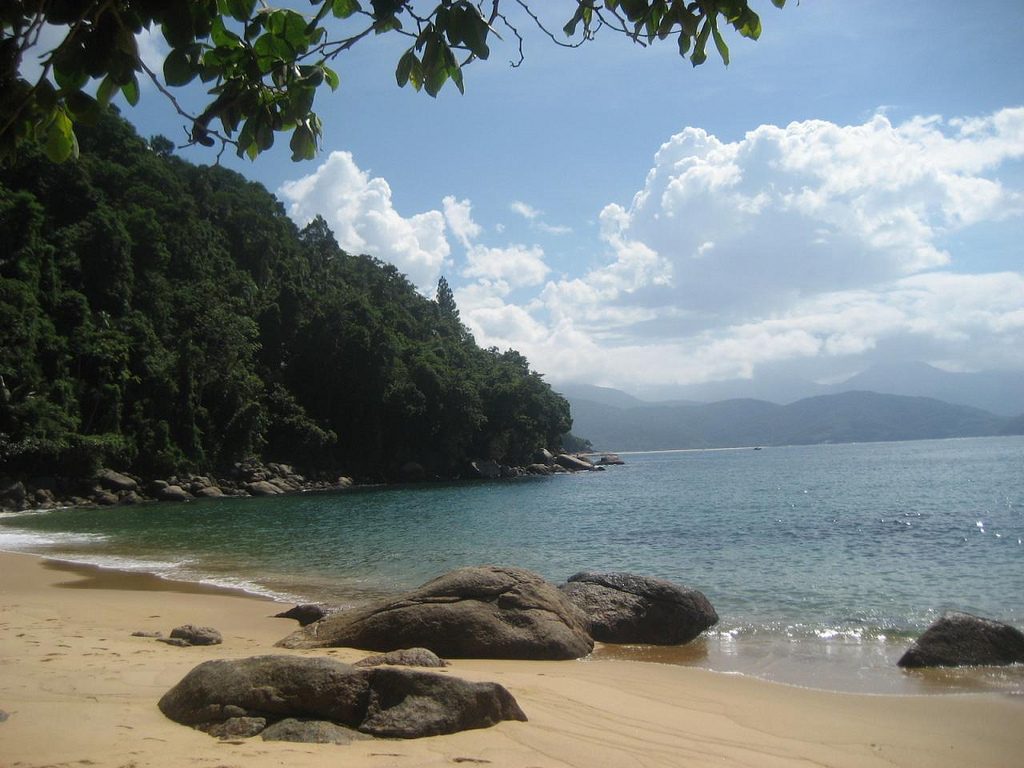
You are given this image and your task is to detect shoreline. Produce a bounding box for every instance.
[7,542,1024,697]
[1,549,1022,768]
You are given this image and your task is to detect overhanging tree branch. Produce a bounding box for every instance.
[0,1,787,164]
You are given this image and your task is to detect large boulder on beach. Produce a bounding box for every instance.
[277,566,594,660]
[158,655,526,739]
[560,572,718,645]
[897,612,1024,668]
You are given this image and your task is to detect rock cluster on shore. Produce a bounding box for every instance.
[0,451,621,513]
[277,565,718,659]
[0,461,355,513]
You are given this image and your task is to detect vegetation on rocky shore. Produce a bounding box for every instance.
[1,109,576,494]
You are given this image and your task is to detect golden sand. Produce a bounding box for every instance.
[1,550,1020,767]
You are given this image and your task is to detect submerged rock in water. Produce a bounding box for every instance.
[897,612,1024,668]
[560,571,718,645]
[158,655,526,739]
[277,565,593,660]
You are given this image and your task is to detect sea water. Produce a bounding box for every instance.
[3,436,1022,695]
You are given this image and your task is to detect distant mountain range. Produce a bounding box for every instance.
[589,361,1024,417]
[558,385,1024,452]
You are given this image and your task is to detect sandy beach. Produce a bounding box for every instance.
[1,550,1021,768]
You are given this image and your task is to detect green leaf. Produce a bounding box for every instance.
[66,91,100,125]
[459,7,490,60]
[712,24,729,65]
[691,19,711,66]
[121,76,140,106]
[225,0,256,22]
[396,49,417,87]
[211,16,242,47]
[163,48,196,86]
[332,0,362,18]
[96,75,118,105]
[734,8,762,40]
[54,63,88,91]
[254,33,293,72]
[563,7,584,37]
[289,123,316,161]
[323,65,340,91]
[44,109,78,163]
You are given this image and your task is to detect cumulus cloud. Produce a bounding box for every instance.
[442,196,481,249]
[458,109,1024,387]
[463,243,550,289]
[280,151,450,292]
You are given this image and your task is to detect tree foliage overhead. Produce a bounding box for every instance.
[1,1,786,163]
[0,110,571,480]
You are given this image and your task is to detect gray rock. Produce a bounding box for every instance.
[95,468,138,492]
[359,666,526,739]
[261,718,365,744]
[157,637,193,647]
[0,709,9,722]
[158,656,370,727]
[534,448,555,465]
[274,604,328,626]
[561,572,718,645]
[131,630,164,638]
[246,480,283,496]
[336,476,354,489]
[158,655,526,739]
[469,460,501,480]
[525,463,553,475]
[277,566,593,660]
[596,454,625,465]
[554,454,594,472]
[0,479,27,509]
[117,490,143,504]
[898,612,1024,668]
[92,489,119,506]
[33,488,55,505]
[203,716,267,739]
[353,648,449,668]
[170,624,222,646]
[193,485,224,498]
[156,484,191,502]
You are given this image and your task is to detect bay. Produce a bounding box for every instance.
[3,436,1022,694]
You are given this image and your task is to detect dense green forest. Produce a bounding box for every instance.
[0,110,572,482]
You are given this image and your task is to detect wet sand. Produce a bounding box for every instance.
[1,549,1021,767]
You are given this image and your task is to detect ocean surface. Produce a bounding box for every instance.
[3,436,1023,695]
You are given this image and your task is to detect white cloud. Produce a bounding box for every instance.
[279,151,450,292]
[442,196,481,249]
[510,200,572,235]
[462,243,550,289]
[459,109,1024,388]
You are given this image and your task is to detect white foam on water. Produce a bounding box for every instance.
[0,528,107,551]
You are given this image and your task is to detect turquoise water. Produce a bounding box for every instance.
[3,436,1023,694]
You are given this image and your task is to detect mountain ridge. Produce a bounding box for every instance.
[565,389,1021,452]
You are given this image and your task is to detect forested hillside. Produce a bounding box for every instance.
[0,111,571,482]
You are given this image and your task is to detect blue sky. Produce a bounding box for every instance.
[110,1,1024,394]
